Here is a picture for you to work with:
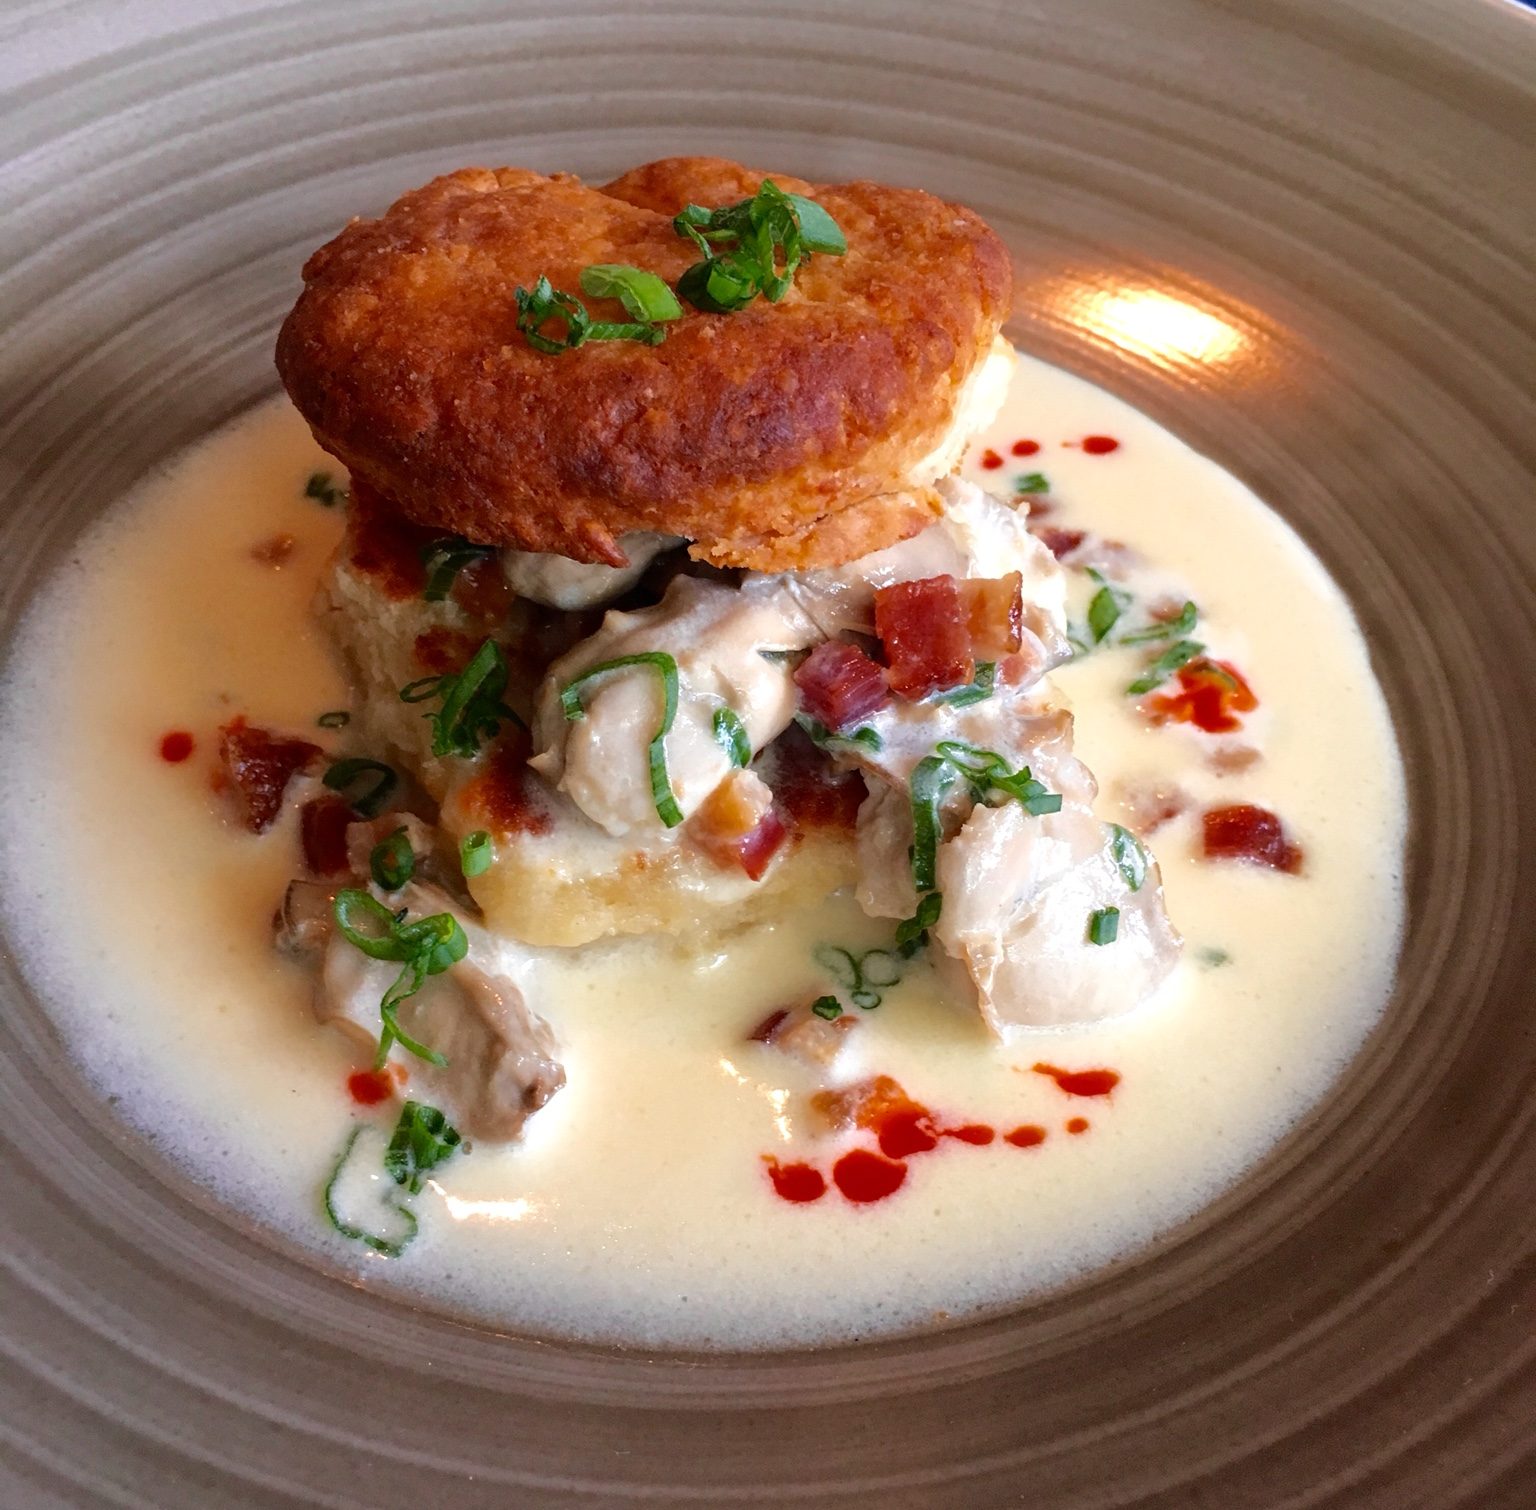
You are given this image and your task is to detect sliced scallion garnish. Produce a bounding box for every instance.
[711,706,752,768]
[459,830,493,878]
[323,1125,418,1258]
[1126,638,1204,695]
[420,536,495,602]
[1087,906,1120,945]
[579,264,685,323]
[1120,600,1198,645]
[928,661,996,708]
[369,828,415,891]
[383,1100,463,1195]
[322,758,398,819]
[317,709,351,730]
[1108,823,1148,892]
[559,652,683,827]
[1086,567,1131,644]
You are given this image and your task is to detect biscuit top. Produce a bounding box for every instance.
[275,156,1012,571]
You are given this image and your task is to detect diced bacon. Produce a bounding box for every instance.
[1148,658,1258,734]
[451,728,552,837]
[1208,744,1262,776]
[874,575,974,699]
[690,772,787,881]
[219,718,321,834]
[299,795,354,876]
[811,1073,920,1134]
[956,572,1024,659]
[346,479,437,599]
[1031,526,1085,560]
[794,640,889,729]
[1113,779,1192,835]
[760,724,866,832]
[754,1001,856,1068]
[1202,803,1302,874]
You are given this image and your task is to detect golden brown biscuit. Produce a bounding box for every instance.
[275,157,1011,571]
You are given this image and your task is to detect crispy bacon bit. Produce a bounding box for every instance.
[1202,803,1302,874]
[793,640,889,728]
[249,532,296,566]
[1148,658,1258,734]
[753,1001,856,1068]
[1208,744,1262,776]
[452,729,552,837]
[219,718,320,834]
[737,810,788,880]
[413,626,481,674]
[762,725,866,832]
[690,771,785,880]
[811,1074,920,1134]
[956,572,1024,659]
[874,575,974,699]
[346,479,436,599]
[299,795,355,877]
[1114,779,1191,835]
[1032,526,1085,560]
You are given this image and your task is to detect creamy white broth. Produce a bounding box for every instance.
[0,351,1405,1348]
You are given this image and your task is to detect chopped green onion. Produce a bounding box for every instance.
[323,1126,418,1258]
[383,1101,463,1195]
[810,995,843,1021]
[323,758,398,819]
[929,661,996,707]
[459,830,493,878]
[933,740,1062,815]
[1120,600,1199,645]
[369,828,415,891]
[1108,823,1148,892]
[399,675,444,704]
[895,890,943,951]
[784,193,847,255]
[711,706,752,768]
[579,264,684,323]
[1013,472,1050,495]
[908,756,956,893]
[1087,906,1120,945]
[1197,946,1232,968]
[422,639,519,758]
[317,710,351,729]
[813,943,904,1011]
[560,652,683,827]
[304,471,345,507]
[514,273,672,352]
[1086,567,1131,644]
[794,713,883,753]
[332,890,466,1067]
[1127,639,1205,695]
[419,536,495,602]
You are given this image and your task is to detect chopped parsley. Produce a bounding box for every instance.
[559,652,683,827]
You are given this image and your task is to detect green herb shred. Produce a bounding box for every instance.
[323,1125,419,1258]
[712,706,752,768]
[560,652,683,826]
[929,661,996,707]
[322,757,398,819]
[1108,823,1148,892]
[332,890,468,1067]
[419,536,496,602]
[515,270,677,353]
[460,830,494,878]
[895,890,943,952]
[1120,600,1199,645]
[1013,471,1050,495]
[793,712,883,753]
[810,995,843,1022]
[417,639,521,758]
[579,263,685,323]
[383,1101,464,1195]
[304,471,345,507]
[1126,638,1204,695]
[814,942,904,1011]
[1087,906,1120,945]
[317,709,351,729]
[1085,567,1131,644]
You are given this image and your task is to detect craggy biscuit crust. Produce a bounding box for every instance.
[276,157,1010,570]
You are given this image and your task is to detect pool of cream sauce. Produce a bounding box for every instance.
[0,352,1406,1348]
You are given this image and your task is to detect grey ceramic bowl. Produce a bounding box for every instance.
[2,1,1534,1504]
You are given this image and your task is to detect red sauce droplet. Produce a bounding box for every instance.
[832,1147,908,1204]
[877,1108,939,1160]
[765,1157,827,1204]
[1082,435,1120,454]
[1066,1117,1090,1135]
[1033,1062,1121,1097]
[347,1070,393,1106]
[1005,1125,1047,1148]
[979,448,1004,470]
[1010,439,1041,457]
[944,1124,995,1146]
[1147,658,1258,734]
[158,731,195,763]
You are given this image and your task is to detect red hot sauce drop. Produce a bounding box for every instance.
[1066,1117,1090,1135]
[1202,803,1303,874]
[1033,1063,1121,1098]
[1011,438,1041,457]
[979,448,1005,470]
[764,1158,828,1204]
[347,1070,394,1107]
[832,1148,908,1204]
[1004,1125,1048,1149]
[1082,435,1121,454]
[159,730,195,763]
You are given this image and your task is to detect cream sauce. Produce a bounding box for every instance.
[0,352,1406,1348]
